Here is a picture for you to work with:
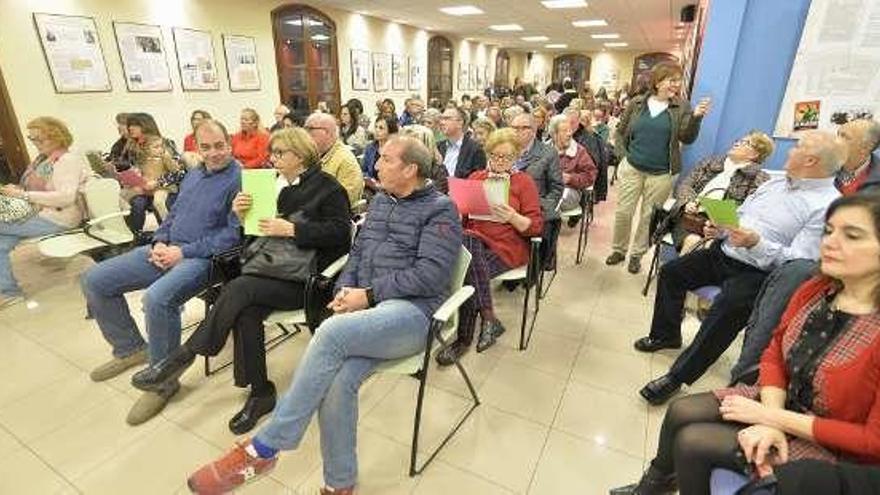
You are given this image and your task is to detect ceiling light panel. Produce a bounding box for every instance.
[572,19,607,27]
[521,35,549,41]
[541,0,588,9]
[591,33,620,39]
[439,5,484,16]
[545,43,568,48]
[604,42,628,47]
[489,24,524,31]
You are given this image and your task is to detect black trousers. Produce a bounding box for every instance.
[649,242,768,384]
[652,393,746,495]
[186,275,305,389]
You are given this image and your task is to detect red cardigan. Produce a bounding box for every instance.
[183,133,197,153]
[231,130,270,169]
[558,141,597,189]
[760,277,880,463]
[463,170,544,267]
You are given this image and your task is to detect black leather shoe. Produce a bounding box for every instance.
[605,252,626,265]
[435,341,469,366]
[229,383,276,435]
[639,375,682,406]
[633,336,682,353]
[609,465,677,494]
[627,256,642,274]
[131,347,196,392]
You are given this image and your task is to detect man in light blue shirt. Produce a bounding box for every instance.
[438,106,486,179]
[633,130,844,405]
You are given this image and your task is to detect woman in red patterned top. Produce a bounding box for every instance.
[436,128,543,365]
[231,108,270,169]
[612,192,880,495]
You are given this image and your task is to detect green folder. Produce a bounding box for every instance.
[241,169,277,236]
[699,197,739,228]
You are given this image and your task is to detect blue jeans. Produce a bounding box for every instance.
[729,259,817,381]
[255,299,429,488]
[0,216,67,295]
[81,245,211,364]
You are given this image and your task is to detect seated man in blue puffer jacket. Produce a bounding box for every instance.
[182,135,464,495]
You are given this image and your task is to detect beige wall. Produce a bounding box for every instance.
[505,49,640,93]
[0,0,492,158]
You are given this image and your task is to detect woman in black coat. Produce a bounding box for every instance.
[136,128,351,434]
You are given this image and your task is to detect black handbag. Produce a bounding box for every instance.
[239,212,317,282]
[240,236,316,282]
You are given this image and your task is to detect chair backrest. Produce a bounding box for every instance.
[440,246,472,340]
[82,178,131,239]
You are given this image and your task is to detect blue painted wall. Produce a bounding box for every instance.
[682,0,812,172]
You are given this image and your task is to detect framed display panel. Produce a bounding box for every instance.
[391,54,406,90]
[408,56,422,90]
[350,49,370,90]
[372,52,389,92]
[458,62,469,91]
[475,64,484,90]
[172,27,219,91]
[112,22,172,92]
[32,13,111,93]
[468,63,477,91]
[222,34,261,91]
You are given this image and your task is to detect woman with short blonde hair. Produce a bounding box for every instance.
[436,128,543,363]
[139,126,352,433]
[0,116,90,308]
[471,118,497,148]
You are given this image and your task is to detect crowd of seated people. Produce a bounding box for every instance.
[7,60,880,495]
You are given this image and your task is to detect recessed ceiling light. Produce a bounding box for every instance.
[541,0,587,8]
[604,42,628,47]
[489,24,523,31]
[545,43,568,48]
[311,34,329,41]
[591,33,620,39]
[521,35,550,41]
[439,5,484,16]
[572,19,607,27]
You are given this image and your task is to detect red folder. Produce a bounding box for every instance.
[448,177,491,216]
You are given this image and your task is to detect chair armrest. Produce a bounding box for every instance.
[432,285,475,324]
[85,210,129,226]
[320,254,349,278]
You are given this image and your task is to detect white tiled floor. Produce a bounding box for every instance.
[0,186,735,494]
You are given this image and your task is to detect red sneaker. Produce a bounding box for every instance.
[320,487,355,495]
[187,440,277,494]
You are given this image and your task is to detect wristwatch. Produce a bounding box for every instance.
[365,287,376,307]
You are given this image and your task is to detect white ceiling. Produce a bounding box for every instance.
[308,0,695,52]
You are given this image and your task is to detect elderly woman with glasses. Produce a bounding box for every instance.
[0,117,91,309]
[436,128,544,364]
[671,131,774,253]
[137,128,351,434]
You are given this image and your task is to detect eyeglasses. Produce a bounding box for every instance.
[511,125,532,131]
[305,125,329,132]
[733,139,755,149]
[489,152,516,163]
[27,135,44,143]
[271,148,295,159]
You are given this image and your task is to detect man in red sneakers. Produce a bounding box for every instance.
[186,136,462,494]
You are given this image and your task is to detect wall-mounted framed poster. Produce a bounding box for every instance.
[32,13,112,93]
[350,49,370,90]
[113,21,172,92]
[372,52,389,92]
[172,27,219,91]
[223,34,261,91]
